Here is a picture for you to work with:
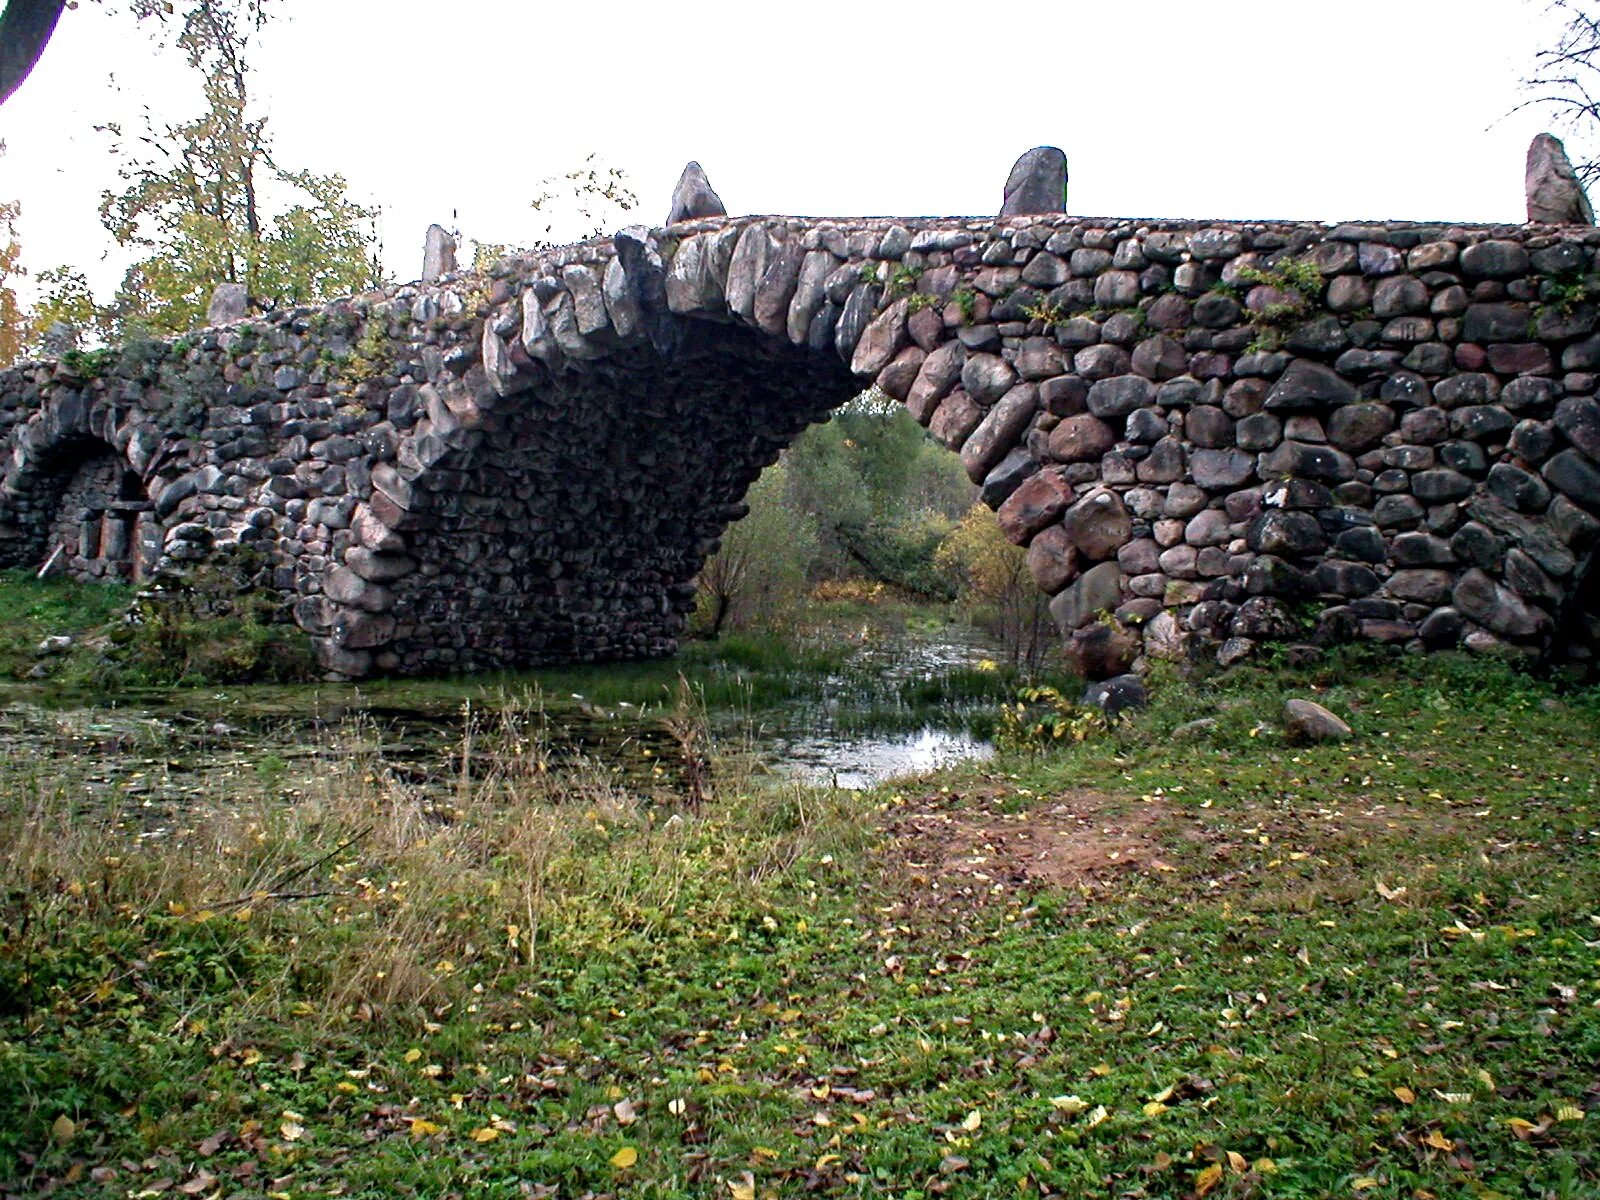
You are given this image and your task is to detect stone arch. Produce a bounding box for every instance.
[306,314,861,676]
[296,216,1600,679]
[43,442,155,580]
[0,401,159,582]
[9,214,1600,682]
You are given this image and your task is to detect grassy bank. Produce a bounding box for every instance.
[0,572,1025,723]
[0,568,312,689]
[2,649,1598,1198]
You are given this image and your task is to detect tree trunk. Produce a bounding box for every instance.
[0,0,68,108]
[706,591,730,640]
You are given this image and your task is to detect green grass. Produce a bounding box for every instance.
[0,568,313,689]
[2,649,1597,1198]
[0,571,135,680]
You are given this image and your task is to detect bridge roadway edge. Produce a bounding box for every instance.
[2,212,1599,680]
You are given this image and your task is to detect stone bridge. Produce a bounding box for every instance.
[5,181,1600,679]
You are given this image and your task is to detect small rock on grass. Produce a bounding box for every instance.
[1283,698,1352,743]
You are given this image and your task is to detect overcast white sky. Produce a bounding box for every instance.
[0,0,1572,303]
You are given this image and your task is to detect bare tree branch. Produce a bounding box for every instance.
[1520,0,1600,182]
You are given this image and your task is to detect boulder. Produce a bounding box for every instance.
[422,224,457,282]
[207,282,248,325]
[1025,523,1079,593]
[1050,562,1123,634]
[999,146,1069,217]
[1526,133,1595,225]
[997,466,1074,540]
[1060,488,1132,560]
[1063,622,1139,681]
[1080,673,1147,718]
[1283,698,1352,744]
[666,161,726,225]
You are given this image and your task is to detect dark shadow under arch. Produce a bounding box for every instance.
[378,322,860,673]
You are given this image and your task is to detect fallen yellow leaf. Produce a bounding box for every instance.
[408,1118,443,1138]
[1049,1095,1089,1114]
[1353,1178,1379,1191]
[961,1110,982,1132]
[403,1048,422,1064]
[1422,1129,1455,1151]
[470,1127,499,1143]
[50,1115,75,1143]
[1555,1104,1585,1122]
[727,1173,756,1200]
[1394,1086,1416,1104]
[1194,1163,1223,1196]
[1225,1150,1247,1173]
[610,1146,638,1169]
[1142,1101,1169,1117]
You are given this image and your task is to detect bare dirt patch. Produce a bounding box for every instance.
[876,788,1190,907]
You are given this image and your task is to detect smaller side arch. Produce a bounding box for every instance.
[0,392,160,581]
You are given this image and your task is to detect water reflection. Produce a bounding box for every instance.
[766,725,993,790]
[3,616,1008,800]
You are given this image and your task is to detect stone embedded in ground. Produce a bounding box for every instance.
[999,146,1068,217]
[422,224,458,282]
[1080,673,1147,718]
[1526,133,1595,226]
[1283,698,1353,744]
[666,161,727,225]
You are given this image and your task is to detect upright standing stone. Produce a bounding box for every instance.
[999,146,1068,217]
[206,283,248,325]
[39,321,78,356]
[1526,133,1595,225]
[666,161,726,225]
[423,224,458,282]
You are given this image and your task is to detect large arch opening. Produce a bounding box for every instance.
[380,323,860,674]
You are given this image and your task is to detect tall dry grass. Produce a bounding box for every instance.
[0,694,866,1030]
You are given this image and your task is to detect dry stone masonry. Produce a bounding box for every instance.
[5,154,1600,680]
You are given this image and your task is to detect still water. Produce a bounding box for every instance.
[3,615,1007,800]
